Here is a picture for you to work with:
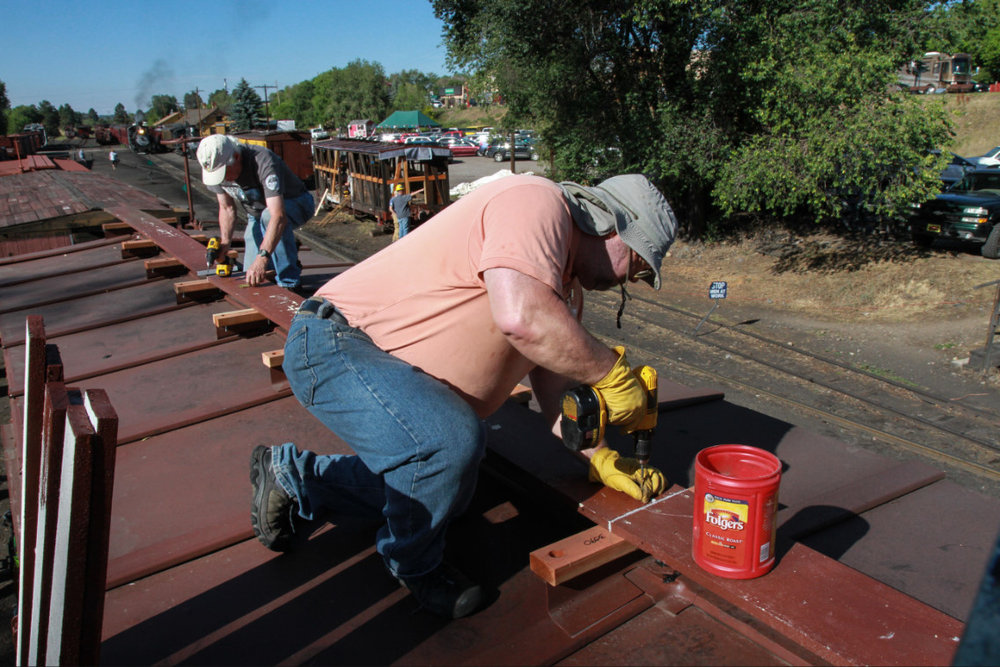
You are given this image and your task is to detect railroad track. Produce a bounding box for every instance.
[584,291,1000,483]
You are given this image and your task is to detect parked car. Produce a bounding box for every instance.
[447,139,479,158]
[486,139,540,162]
[910,168,1000,258]
[940,153,977,187]
[310,127,329,141]
[403,135,440,146]
[969,146,1000,167]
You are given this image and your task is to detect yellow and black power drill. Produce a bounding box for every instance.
[560,365,658,476]
[199,237,243,277]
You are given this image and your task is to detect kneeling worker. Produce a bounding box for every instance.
[197,134,314,289]
[249,173,677,619]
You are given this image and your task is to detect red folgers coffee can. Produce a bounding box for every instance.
[692,444,781,579]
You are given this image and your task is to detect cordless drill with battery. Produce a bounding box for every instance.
[200,236,243,277]
[560,365,658,476]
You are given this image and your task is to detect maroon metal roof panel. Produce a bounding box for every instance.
[106,397,350,588]
[0,238,125,286]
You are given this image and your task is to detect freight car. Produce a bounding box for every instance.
[230,129,314,189]
[102,123,165,154]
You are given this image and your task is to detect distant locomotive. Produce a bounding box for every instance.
[96,122,165,154]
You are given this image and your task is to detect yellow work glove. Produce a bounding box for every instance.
[592,346,645,428]
[588,447,665,503]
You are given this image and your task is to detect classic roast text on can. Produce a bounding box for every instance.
[692,444,782,579]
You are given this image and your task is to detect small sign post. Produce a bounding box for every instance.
[693,281,728,334]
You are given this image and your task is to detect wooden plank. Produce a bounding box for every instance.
[529,525,636,586]
[79,390,118,666]
[26,381,69,667]
[16,316,47,665]
[45,400,98,665]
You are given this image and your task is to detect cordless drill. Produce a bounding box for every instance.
[560,365,658,476]
[201,237,242,277]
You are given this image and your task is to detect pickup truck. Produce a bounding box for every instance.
[910,168,1000,258]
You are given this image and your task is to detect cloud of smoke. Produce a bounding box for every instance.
[135,59,175,111]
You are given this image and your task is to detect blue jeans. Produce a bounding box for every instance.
[244,190,315,288]
[272,305,487,578]
[397,216,411,238]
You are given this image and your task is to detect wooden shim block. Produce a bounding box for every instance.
[121,239,158,258]
[173,279,220,303]
[101,222,132,236]
[509,383,532,404]
[143,257,184,279]
[213,308,269,338]
[529,525,637,586]
[262,349,284,368]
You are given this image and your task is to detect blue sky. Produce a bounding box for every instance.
[3,0,453,116]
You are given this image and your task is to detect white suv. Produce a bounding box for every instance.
[310,127,329,141]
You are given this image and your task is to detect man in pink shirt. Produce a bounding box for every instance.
[250,173,677,619]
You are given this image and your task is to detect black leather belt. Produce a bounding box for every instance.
[297,297,348,324]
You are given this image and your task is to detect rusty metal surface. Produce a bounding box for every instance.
[4,301,241,397]
[107,397,348,588]
[0,239,129,289]
[0,261,150,315]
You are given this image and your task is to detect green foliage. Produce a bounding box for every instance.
[433,0,955,235]
[208,88,233,114]
[149,94,179,120]
[184,90,204,111]
[230,79,262,131]
[58,103,82,130]
[113,102,130,124]
[38,100,60,137]
[311,59,391,130]
[271,81,316,127]
[87,108,99,124]
[7,105,41,135]
[0,80,8,136]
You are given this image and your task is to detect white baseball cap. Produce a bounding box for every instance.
[196,135,239,185]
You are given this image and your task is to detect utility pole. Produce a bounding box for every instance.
[255,83,278,129]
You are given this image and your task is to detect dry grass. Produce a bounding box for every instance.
[660,233,1000,323]
[940,93,1000,157]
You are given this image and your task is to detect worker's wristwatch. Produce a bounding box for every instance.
[257,248,271,259]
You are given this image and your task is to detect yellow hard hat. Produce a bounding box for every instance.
[394,184,404,192]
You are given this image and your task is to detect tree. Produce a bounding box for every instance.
[230,78,262,131]
[184,90,204,110]
[433,0,953,235]
[87,108,100,125]
[113,102,130,124]
[38,100,60,137]
[58,103,82,130]
[271,80,316,127]
[149,94,179,121]
[311,60,390,130]
[208,87,234,113]
[0,80,9,136]
[7,104,41,135]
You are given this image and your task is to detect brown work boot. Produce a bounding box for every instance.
[396,562,484,619]
[250,445,297,551]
